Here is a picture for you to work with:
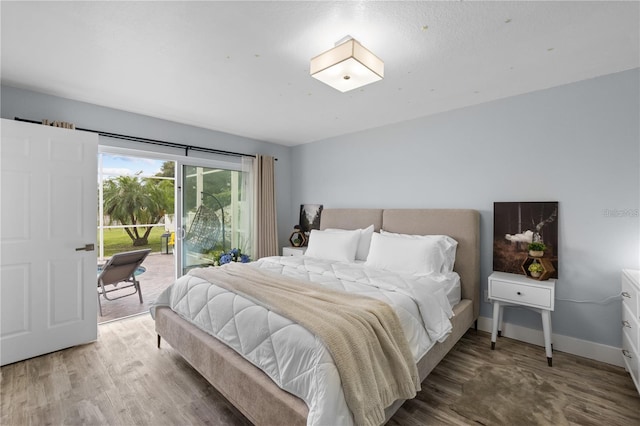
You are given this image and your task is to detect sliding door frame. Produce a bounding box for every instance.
[98,143,243,280]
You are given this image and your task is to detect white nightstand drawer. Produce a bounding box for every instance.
[622,333,640,392]
[282,246,306,256]
[622,269,639,320]
[490,280,553,309]
[623,302,639,353]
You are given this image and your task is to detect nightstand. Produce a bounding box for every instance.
[282,246,307,256]
[489,271,556,366]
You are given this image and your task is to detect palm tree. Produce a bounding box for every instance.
[103,174,173,246]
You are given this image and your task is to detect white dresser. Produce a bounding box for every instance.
[622,269,640,394]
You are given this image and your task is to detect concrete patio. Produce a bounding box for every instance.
[98,252,176,323]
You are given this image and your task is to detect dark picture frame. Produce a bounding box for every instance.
[299,204,323,233]
[493,201,559,278]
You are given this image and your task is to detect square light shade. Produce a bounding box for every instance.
[310,39,384,92]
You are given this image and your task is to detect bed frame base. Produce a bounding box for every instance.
[155,299,474,425]
[155,306,307,426]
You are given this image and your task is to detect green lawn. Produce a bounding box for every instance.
[99,227,167,257]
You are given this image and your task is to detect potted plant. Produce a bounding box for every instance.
[528,242,546,257]
[528,262,544,278]
[289,225,307,247]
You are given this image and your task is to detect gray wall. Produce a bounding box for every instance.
[291,69,640,348]
[3,69,638,348]
[0,85,294,250]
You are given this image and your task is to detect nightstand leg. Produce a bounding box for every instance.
[541,310,553,366]
[498,305,504,337]
[491,301,500,349]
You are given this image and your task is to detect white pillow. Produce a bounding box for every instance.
[324,224,375,261]
[377,231,458,274]
[364,232,442,276]
[304,229,360,262]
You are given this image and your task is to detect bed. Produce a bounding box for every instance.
[152,208,480,425]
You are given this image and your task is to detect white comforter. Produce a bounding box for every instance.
[151,256,456,426]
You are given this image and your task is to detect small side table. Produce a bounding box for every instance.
[489,271,556,366]
[282,246,307,256]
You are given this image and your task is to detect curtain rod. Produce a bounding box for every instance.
[13,117,274,160]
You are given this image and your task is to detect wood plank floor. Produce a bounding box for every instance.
[2,314,639,425]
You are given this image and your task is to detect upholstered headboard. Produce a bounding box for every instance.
[320,208,480,319]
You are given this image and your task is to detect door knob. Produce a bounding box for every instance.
[75,244,95,251]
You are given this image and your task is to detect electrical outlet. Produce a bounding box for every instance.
[483,289,490,303]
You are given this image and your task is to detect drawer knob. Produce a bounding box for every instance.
[622,291,631,298]
[517,291,522,296]
[622,320,631,328]
[622,349,633,359]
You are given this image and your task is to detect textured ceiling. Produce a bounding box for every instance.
[1,1,638,146]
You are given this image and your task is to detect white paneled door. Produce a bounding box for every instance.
[0,119,98,366]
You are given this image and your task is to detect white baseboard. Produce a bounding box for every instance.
[477,316,624,368]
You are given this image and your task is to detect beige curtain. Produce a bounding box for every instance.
[253,155,278,259]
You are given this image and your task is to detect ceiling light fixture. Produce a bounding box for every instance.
[310,36,384,93]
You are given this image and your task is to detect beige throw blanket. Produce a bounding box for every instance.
[189,262,420,426]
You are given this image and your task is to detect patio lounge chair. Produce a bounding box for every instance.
[97,249,151,316]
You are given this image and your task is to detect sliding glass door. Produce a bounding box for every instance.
[176,160,252,275]
[97,147,253,281]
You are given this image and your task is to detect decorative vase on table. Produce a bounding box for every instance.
[527,242,546,258]
[521,257,555,280]
[289,225,307,247]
